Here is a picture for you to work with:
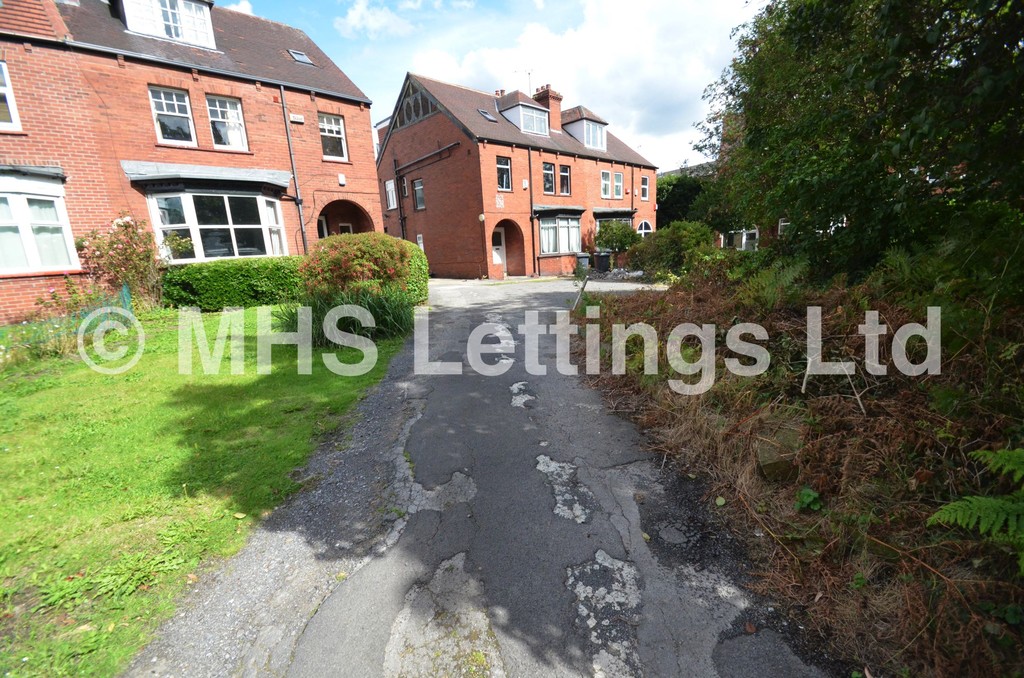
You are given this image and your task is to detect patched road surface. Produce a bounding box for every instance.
[126,278,833,677]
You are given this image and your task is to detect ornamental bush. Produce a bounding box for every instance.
[77,214,162,305]
[162,256,303,310]
[300,233,428,304]
[627,220,716,276]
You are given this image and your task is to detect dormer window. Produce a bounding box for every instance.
[122,0,216,49]
[584,120,606,150]
[521,107,548,136]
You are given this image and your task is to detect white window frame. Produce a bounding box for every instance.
[559,165,571,195]
[600,170,611,199]
[542,162,555,195]
[0,176,80,275]
[584,121,606,150]
[150,191,286,263]
[385,180,397,210]
[149,86,197,147]
[496,156,512,192]
[0,62,22,132]
[637,220,653,238]
[538,216,582,255]
[724,228,759,251]
[778,218,790,236]
[158,0,213,46]
[521,107,549,136]
[412,179,425,210]
[206,95,248,151]
[318,113,349,161]
[613,172,623,199]
[640,176,650,201]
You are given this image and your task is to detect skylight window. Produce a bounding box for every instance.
[478,108,498,122]
[288,50,314,66]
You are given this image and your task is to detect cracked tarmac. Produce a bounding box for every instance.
[125,278,837,677]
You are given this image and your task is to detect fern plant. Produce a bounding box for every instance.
[928,449,1024,575]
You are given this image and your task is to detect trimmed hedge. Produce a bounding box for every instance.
[162,256,303,310]
[300,233,429,304]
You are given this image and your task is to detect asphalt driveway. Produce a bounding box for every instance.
[126,278,832,677]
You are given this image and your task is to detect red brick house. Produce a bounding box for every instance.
[376,74,657,279]
[0,0,382,323]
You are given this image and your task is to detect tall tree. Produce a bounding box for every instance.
[699,0,1024,277]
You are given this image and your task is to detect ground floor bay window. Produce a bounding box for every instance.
[0,172,78,275]
[539,216,581,255]
[152,192,286,262]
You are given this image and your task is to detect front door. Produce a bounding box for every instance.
[491,227,506,273]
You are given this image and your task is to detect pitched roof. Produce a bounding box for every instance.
[561,105,607,126]
[496,90,542,112]
[52,0,369,104]
[0,0,67,40]
[405,74,654,169]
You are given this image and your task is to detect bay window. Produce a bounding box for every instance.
[153,192,286,262]
[0,177,78,274]
[539,216,581,255]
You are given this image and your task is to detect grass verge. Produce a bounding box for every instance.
[0,307,400,676]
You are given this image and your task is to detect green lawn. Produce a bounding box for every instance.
[0,308,401,676]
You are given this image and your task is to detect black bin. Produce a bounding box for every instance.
[594,252,611,273]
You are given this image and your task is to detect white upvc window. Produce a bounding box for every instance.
[542,163,555,194]
[149,87,196,146]
[318,113,349,161]
[412,179,425,210]
[613,172,623,199]
[640,176,650,201]
[521,107,549,135]
[724,229,759,251]
[600,170,611,199]
[584,121,606,150]
[0,177,79,275]
[496,156,512,192]
[152,192,286,262]
[385,180,397,210]
[206,96,247,151]
[559,165,571,195]
[0,63,22,132]
[539,216,581,255]
[637,220,653,238]
[122,0,215,48]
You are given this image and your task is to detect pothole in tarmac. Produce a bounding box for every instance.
[566,549,643,678]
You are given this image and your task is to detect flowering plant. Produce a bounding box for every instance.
[77,214,163,305]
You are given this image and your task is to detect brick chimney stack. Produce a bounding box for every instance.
[532,84,562,132]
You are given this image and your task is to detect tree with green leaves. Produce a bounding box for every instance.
[698,0,1024,278]
[656,174,704,225]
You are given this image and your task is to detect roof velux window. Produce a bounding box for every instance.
[288,50,315,65]
[478,108,498,122]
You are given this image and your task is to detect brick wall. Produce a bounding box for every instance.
[0,38,382,324]
[377,111,488,279]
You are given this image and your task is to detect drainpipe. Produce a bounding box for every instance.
[527,148,538,275]
[393,158,407,240]
[279,85,308,254]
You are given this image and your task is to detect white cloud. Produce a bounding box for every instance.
[222,0,254,14]
[398,0,422,8]
[533,0,545,9]
[334,0,414,40]
[404,0,764,169]
[451,0,475,9]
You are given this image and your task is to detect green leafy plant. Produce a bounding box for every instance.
[162,256,303,310]
[78,214,163,305]
[301,232,422,301]
[594,220,641,267]
[274,287,415,345]
[929,449,1024,574]
[794,486,823,512]
[626,219,716,277]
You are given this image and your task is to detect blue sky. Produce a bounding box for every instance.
[223,0,764,170]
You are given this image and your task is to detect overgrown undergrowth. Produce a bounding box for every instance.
[579,239,1024,676]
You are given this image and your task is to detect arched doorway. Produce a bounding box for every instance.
[316,200,375,238]
[495,219,526,276]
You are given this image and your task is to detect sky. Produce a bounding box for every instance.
[222,0,765,171]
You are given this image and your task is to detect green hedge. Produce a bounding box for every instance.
[404,241,429,305]
[162,256,303,310]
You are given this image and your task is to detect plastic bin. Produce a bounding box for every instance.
[594,252,611,273]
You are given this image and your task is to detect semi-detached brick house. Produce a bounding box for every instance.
[376,73,657,280]
[0,0,382,323]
